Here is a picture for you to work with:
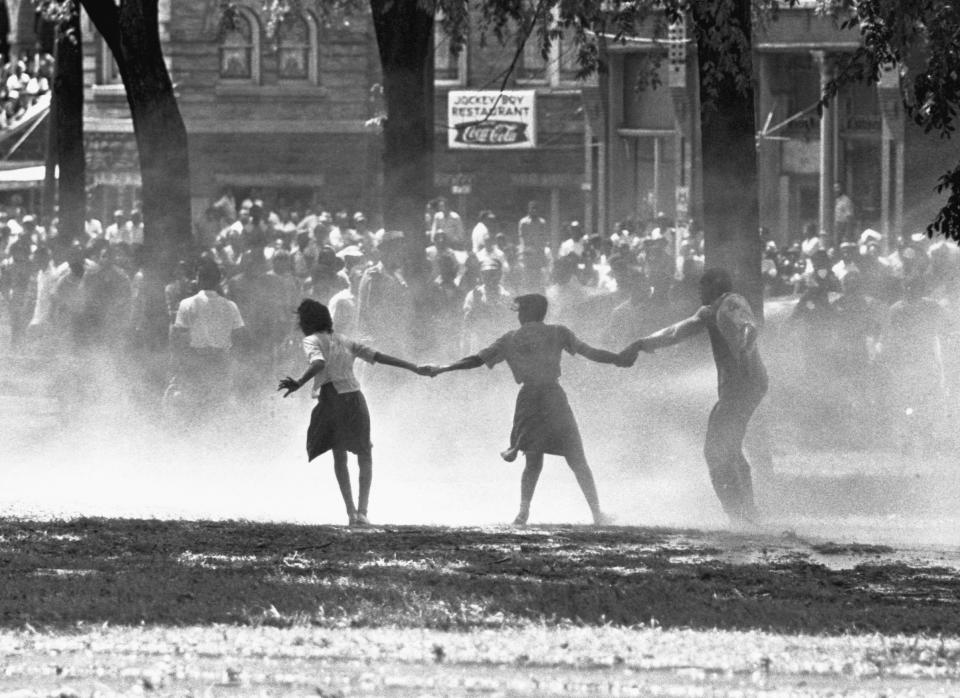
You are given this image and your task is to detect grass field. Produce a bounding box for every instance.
[3,518,960,695]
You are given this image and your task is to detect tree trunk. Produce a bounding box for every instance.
[54,3,85,244]
[694,1,763,315]
[370,0,434,275]
[80,0,191,278]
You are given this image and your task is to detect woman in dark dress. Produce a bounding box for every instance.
[279,299,426,525]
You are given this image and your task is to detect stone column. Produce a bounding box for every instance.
[878,65,904,241]
[755,51,781,242]
[813,51,835,244]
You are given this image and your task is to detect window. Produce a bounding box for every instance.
[434,13,467,85]
[219,8,260,82]
[517,9,583,86]
[275,12,319,84]
[556,28,580,82]
[517,24,549,83]
[277,14,310,81]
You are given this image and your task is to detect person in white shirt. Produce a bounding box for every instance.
[278,299,429,526]
[475,229,510,279]
[471,210,496,252]
[430,197,465,248]
[104,209,131,245]
[165,260,245,418]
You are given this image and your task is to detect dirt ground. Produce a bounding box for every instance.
[2,518,960,696]
[5,325,960,695]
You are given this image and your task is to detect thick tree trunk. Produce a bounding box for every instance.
[370,0,433,275]
[694,1,763,315]
[80,0,191,278]
[54,4,85,244]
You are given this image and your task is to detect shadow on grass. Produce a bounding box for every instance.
[1,517,957,634]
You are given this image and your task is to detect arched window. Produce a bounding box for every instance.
[219,8,260,83]
[277,13,318,83]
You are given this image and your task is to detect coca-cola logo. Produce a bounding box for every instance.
[454,120,528,146]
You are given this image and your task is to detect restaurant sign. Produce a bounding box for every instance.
[447,90,536,149]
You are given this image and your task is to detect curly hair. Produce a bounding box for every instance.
[296,299,333,334]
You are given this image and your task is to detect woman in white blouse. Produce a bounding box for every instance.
[278,299,428,526]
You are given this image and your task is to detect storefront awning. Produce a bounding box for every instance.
[0,94,51,158]
[0,164,56,191]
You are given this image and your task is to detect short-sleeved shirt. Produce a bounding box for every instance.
[477,322,588,385]
[302,331,377,396]
[174,290,244,349]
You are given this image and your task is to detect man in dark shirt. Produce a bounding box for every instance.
[626,268,768,525]
[426,293,634,526]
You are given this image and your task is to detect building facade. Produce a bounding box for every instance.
[753,2,958,247]
[81,0,381,229]
[597,16,700,239]
[432,15,596,247]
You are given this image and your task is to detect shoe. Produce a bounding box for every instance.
[500,447,519,463]
[347,512,358,526]
[354,512,371,526]
[512,511,529,526]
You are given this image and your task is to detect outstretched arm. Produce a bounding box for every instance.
[278,359,325,397]
[577,343,633,367]
[374,351,431,376]
[425,355,484,377]
[627,312,706,355]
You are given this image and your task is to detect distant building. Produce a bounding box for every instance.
[81,1,381,226]
[432,10,596,248]
[753,2,954,247]
[597,15,701,239]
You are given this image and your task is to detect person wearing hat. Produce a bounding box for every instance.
[278,299,428,526]
[624,268,767,527]
[105,209,131,246]
[463,256,513,354]
[856,229,898,302]
[425,293,633,526]
[475,228,510,278]
[304,245,348,305]
[832,241,860,283]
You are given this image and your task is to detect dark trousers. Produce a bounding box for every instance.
[704,387,765,521]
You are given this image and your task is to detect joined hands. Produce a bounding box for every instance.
[615,340,653,368]
[417,364,443,378]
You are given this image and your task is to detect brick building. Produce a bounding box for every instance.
[432,15,597,248]
[81,0,381,227]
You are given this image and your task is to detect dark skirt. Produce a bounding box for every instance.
[509,382,585,458]
[307,382,372,460]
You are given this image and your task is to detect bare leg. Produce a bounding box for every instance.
[357,449,373,523]
[515,453,544,524]
[333,449,357,524]
[564,449,608,524]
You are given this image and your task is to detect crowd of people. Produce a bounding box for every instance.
[0,192,957,458]
[0,50,52,126]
